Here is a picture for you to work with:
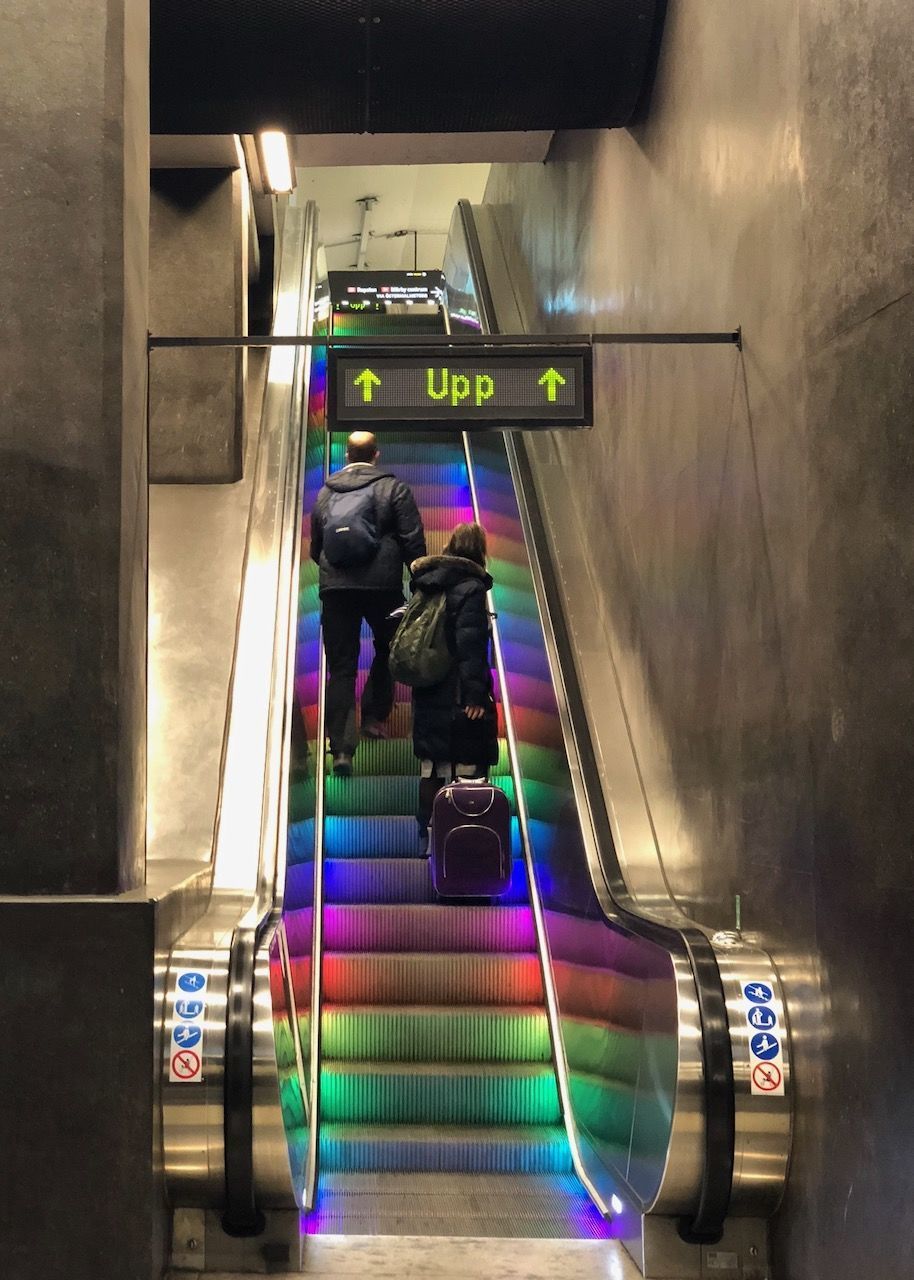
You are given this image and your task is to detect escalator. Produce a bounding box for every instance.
[281,296,609,1237]
[162,194,789,1278]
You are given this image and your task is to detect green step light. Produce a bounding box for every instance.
[321,1006,551,1064]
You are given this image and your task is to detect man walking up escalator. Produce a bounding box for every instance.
[310,431,426,776]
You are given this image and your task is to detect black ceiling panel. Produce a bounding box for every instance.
[151,0,661,135]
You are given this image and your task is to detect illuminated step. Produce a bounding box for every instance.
[365,706,413,740]
[336,735,507,777]
[408,482,474,510]
[423,529,455,557]
[324,816,522,860]
[322,951,544,1006]
[319,1124,574,1175]
[353,671,413,705]
[320,1061,562,1126]
[324,815,420,859]
[321,1004,551,1064]
[324,774,515,818]
[323,904,536,953]
[333,738,432,777]
[334,461,466,484]
[325,775,418,817]
[407,502,478,532]
[374,432,463,449]
[323,856,528,905]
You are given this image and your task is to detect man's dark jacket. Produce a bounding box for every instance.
[310,463,426,594]
[409,554,498,767]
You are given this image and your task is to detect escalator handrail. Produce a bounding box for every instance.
[221,199,319,1235]
[455,198,734,1239]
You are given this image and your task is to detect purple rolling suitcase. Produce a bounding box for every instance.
[429,781,512,897]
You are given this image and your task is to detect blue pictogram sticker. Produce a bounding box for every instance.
[175,998,204,1021]
[750,1032,780,1061]
[178,972,206,993]
[747,1005,777,1031]
[173,1023,202,1049]
[744,982,773,1004]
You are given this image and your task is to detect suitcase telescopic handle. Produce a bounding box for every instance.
[447,787,495,816]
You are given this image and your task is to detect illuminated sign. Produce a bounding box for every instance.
[329,270,445,310]
[329,345,592,429]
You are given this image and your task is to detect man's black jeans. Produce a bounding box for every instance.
[321,589,403,756]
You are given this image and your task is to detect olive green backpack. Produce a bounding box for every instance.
[389,589,453,688]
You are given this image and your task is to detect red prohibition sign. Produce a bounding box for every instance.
[752,1061,782,1092]
[171,1049,201,1079]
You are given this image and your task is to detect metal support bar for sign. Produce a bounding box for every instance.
[148,328,742,349]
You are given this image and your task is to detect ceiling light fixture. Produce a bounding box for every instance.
[258,131,295,194]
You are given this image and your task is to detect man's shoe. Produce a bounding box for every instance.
[361,719,389,740]
[332,752,353,777]
[418,830,430,857]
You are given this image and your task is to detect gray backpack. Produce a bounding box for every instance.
[389,590,453,688]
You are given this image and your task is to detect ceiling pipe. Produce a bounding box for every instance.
[355,195,378,270]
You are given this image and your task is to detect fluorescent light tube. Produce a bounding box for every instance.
[259,131,294,193]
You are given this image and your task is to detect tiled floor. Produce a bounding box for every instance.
[182,1232,640,1279]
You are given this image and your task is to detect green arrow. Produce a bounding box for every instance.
[353,368,382,403]
[538,367,566,403]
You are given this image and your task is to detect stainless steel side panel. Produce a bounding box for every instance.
[162,196,319,1215]
[453,201,791,1224]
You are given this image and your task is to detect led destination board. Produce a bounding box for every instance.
[329,346,592,429]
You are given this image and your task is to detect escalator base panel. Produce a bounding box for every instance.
[303,1173,612,1239]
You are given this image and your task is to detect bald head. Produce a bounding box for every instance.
[346,431,379,465]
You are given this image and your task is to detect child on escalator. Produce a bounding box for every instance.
[407,522,499,855]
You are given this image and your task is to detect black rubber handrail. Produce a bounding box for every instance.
[222,918,270,1237]
[458,197,734,1240]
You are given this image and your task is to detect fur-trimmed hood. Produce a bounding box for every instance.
[409,554,492,593]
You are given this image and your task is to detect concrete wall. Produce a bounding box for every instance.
[149,167,248,483]
[0,0,149,895]
[0,900,166,1280]
[483,1,913,1277]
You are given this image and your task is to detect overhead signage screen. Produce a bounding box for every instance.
[329,345,592,429]
[329,270,445,311]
